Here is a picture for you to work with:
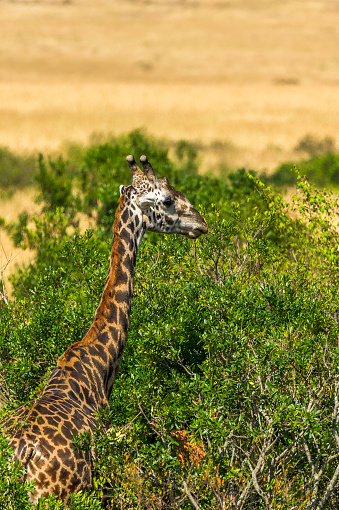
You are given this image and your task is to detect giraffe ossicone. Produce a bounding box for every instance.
[1,155,208,503]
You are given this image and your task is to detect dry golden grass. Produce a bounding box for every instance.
[1,0,339,170]
[0,189,38,297]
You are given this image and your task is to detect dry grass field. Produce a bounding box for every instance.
[1,0,339,169]
[1,0,339,291]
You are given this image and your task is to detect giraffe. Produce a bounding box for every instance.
[1,155,208,504]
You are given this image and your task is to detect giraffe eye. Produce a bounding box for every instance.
[163,197,174,207]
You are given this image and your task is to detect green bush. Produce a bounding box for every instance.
[294,134,336,158]
[0,147,36,192]
[264,152,339,190]
[2,133,339,508]
[0,432,34,509]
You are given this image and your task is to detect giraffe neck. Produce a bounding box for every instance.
[45,191,144,415]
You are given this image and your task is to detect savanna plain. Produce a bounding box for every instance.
[1,0,339,162]
[1,0,339,279]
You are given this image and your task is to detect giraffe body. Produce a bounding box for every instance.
[2,156,208,503]
[6,396,96,499]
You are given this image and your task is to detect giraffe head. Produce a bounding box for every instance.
[123,155,208,239]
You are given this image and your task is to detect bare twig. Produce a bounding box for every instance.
[182,480,203,510]
[0,248,11,306]
[301,378,339,509]
[316,462,339,510]
[137,401,167,445]
[233,224,264,277]
[332,380,339,449]
[312,379,339,510]
[159,359,181,387]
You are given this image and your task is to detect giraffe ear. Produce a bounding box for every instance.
[119,185,125,196]
[159,176,170,186]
